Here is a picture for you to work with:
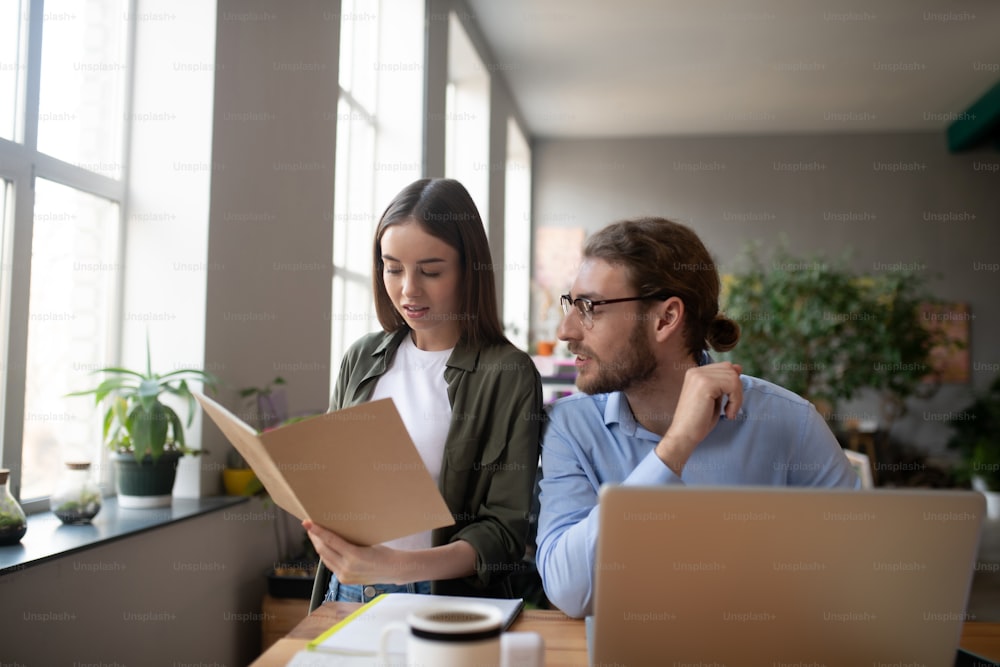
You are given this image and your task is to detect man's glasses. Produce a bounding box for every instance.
[560,293,670,330]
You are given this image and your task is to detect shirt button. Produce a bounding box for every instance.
[363,585,377,599]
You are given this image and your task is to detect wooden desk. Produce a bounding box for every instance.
[963,623,1000,662]
[251,602,1000,667]
[250,603,587,667]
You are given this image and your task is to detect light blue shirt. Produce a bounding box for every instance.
[536,372,859,618]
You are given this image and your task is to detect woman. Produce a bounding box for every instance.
[307,178,543,608]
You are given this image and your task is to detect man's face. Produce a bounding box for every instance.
[557,258,657,395]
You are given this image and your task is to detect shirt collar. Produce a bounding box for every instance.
[376,328,478,372]
[446,340,479,372]
[373,328,408,358]
[605,391,632,430]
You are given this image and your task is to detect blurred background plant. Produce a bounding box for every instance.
[239,376,288,432]
[224,376,321,594]
[721,242,962,428]
[947,375,1000,492]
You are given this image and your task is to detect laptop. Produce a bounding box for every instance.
[591,485,987,667]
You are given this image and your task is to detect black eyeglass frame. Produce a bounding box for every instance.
[559,293,671,327]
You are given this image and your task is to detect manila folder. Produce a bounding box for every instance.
[195,393,454,546]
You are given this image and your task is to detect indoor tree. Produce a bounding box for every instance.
[721,243,955,425]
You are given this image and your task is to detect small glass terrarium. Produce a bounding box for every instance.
[0,468,27,545]
[51,462,102,525]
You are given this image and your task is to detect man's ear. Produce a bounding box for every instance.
[652,297,684,343]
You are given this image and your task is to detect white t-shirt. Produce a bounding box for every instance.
[370,334,452,551]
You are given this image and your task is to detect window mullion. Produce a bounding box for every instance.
[1,168,36,500]
[32,152,124,203]
[0,142,120,203]
[21,0,44,152]
[0,0,43,499]
[339,86,374,123]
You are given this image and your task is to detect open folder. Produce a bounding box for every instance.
[195,393,455,545]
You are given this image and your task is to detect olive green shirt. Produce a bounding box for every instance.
[310,329,543,607]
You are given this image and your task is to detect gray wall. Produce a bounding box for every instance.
[533,132,1000,455]
[2,501,278,665]
[203,0,340,485]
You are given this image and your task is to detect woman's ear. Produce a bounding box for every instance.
[653,297,684,343]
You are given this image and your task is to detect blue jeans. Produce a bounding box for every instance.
[325,573,432,603]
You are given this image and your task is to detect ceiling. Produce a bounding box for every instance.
[467,0,1000,139]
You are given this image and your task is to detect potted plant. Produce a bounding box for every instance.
[948,376,1000,517]
[220,377,288,496]
[722,243,955,425]
[222,449,263,497]
[239,376,288,431]
[70,340,218,508]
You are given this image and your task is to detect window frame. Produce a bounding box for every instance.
[503,115,532,350]
[444,10,491,224]
[330,1,381,376]
[0,0,135,508]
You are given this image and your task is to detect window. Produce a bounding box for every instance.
[0,179,12,387]
[444,12,490,226]
[36,0,127,178]
[22,180,119,500]
[503,117,531,350]
[0,1,131,505]
[331,0,378,367]
[331,0,424,374]
[0,1,26,141]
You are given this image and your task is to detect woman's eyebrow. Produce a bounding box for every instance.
[382,254,447,265]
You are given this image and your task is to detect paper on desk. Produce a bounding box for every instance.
[195,394,454,546]
[309,593,524,656]
[286,650,384,667]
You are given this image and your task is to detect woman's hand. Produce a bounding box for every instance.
[303,520,408,585]
[304,520,477,585]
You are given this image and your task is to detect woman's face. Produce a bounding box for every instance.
[380,219,463,351]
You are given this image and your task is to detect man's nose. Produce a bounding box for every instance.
[556,309,581,341]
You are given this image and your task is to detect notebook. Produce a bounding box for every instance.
[590,485,986,667]
[308,593,524,656]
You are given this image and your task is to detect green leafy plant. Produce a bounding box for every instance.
[947,376,1000,491]
[70,339,218,462]
[722,243,957,421]
[239,376,287,431]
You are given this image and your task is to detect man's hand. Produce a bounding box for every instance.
[303,520,406,585]
[655,362,743,476]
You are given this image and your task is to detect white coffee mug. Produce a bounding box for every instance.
[378,601,503,667]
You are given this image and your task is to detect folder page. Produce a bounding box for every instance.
[195,394,454,545]
[196,392,308,520]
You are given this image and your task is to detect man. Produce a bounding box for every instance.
[536,217,858,618]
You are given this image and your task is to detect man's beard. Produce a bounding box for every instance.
[574,322,657,395]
